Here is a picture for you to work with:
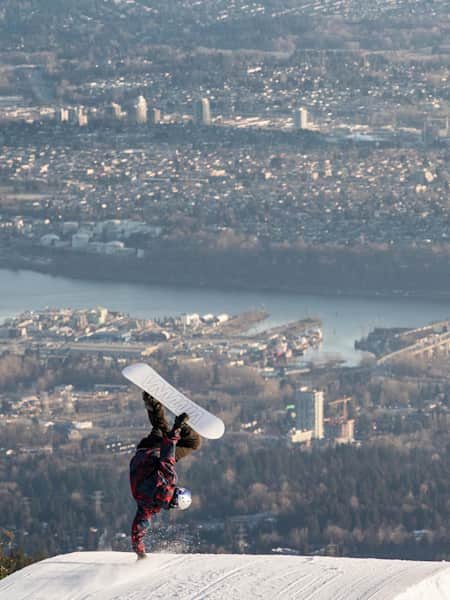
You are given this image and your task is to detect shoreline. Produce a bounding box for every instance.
[2,256,450,306]
[2,259,450,368]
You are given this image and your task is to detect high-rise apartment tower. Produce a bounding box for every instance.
[295,387,324,439]
[194,98,212,125]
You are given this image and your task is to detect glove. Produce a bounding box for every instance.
[173,412,189,431]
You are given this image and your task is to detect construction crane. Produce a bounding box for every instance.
[328,397,352,421]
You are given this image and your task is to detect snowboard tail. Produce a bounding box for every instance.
[122,362,225,440]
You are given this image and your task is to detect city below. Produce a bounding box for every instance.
[2,0,450,571]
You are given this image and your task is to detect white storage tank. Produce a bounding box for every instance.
[202,313,215,323]
[105,241,125,255]
[72,233,90,248]
[40,234,60,247]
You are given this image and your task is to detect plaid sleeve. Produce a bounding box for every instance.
[153,430,180,508]
[159,429,180,464]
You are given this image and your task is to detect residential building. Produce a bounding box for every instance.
[294,107,309,130]
[194,98,212,125]
[295,387,324,439]
[135,95,148,124]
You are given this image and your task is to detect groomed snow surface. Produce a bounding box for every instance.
[0,551,449,600]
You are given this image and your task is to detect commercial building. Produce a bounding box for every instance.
[59,107,69,123]
[107,102,124,121]
[77,107,88,127]
[151,107,161,125]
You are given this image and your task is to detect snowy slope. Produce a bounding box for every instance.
[0,551,449,600]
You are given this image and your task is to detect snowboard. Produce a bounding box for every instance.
[122,362,225,440]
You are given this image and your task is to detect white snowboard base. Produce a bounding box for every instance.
[122,362,225,440]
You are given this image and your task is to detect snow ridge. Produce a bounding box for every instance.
[0,551,449,600]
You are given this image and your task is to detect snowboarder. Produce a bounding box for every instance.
[130,391,202,558]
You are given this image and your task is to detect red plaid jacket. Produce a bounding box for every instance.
[130,429,180,554]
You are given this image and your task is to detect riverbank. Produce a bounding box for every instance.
[4,245,450,305]
[1,266,450,367]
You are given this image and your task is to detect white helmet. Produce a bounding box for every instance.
[171,487,192,510]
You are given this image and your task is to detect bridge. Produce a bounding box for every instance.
[378,329,450,365]
[394,319,450,340]
[61,341,158,358]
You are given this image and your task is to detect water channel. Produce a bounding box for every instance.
[1,269,449,365]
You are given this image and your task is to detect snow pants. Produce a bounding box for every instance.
[137,402,202,461]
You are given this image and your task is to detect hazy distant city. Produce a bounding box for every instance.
[0,0,450,295]
[2,0,450,569]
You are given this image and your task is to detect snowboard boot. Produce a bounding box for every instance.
[136,552,148,560]
[143,391,162,413]
[143,392,171,436]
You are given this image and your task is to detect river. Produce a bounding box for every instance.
[1,269,449,365]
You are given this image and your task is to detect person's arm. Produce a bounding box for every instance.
[152,415,189,508]
[160,427,179,459]
[131,504,157,555]
[158,413,189,476]
[157,428,180,479]
[152,428,180,508]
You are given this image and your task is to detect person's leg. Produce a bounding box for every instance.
[146,404,171,435]
[137,393,170,449]
[175,425,203,461]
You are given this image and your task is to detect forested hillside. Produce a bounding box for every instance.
[2,425,450,561]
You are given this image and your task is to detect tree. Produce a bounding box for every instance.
[0,531,40,580]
